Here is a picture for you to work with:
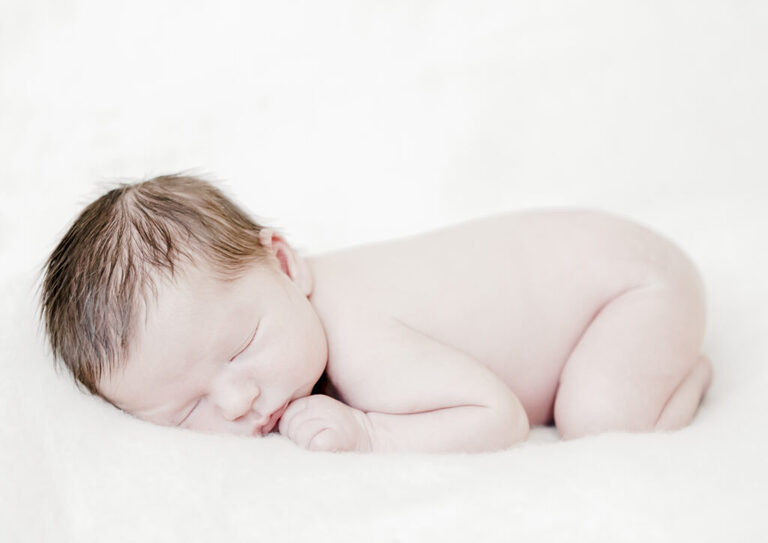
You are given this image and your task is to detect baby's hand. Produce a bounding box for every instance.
[278,395,373,452]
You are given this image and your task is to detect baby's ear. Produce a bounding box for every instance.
[258,228,314,296]
[258,227,276,250]
[290,254,314,297]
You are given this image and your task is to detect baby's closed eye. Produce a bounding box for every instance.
[177,399,201,426]
[230,324,260,362]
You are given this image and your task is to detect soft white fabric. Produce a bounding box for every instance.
[1,1,766,541]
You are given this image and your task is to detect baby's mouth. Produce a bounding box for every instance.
[255,401,289,436]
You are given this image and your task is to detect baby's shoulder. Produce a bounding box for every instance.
[316,309,404,409]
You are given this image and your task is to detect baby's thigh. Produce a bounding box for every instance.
[554,266,707,438]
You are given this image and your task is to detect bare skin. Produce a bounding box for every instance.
[99,208,713,453]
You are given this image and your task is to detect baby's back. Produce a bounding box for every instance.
[307,209,699,425]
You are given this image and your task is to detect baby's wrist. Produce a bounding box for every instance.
[352,409,376,453]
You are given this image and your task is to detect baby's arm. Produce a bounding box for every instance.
[279,317,530,453]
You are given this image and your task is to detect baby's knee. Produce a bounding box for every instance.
[555,394,655,440]
[644,243,708,339]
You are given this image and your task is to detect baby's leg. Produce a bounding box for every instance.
[554,267,712,439]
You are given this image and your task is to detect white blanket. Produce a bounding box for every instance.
[1,1,766,541]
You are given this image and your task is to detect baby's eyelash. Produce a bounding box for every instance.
[177,400,200,426]
[229,324,259,362]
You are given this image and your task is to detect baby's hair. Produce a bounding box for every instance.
[39,173,273,398]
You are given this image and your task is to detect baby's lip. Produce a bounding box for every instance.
[255,401,289,436]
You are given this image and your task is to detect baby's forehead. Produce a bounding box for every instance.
[135,258,260,333]
[131,257,279,350]
[140,257,219,304]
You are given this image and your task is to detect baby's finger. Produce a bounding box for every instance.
[290,417,335,450]
[279,401,331,447]
[306,428,345,452]
[277,397,311,436]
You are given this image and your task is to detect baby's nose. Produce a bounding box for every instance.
[216,378,262,421]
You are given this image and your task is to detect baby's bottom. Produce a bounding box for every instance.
[554,270,713,440]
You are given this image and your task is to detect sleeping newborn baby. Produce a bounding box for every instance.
[40,174,713,453]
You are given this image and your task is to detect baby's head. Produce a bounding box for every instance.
[40,174,328,436]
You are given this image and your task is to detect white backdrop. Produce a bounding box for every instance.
[1,1,766,542]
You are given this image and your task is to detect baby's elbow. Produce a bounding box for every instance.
[506,402,531,447]
[490,393,530,450]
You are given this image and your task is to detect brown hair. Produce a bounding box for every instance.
[39,173,272,397]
